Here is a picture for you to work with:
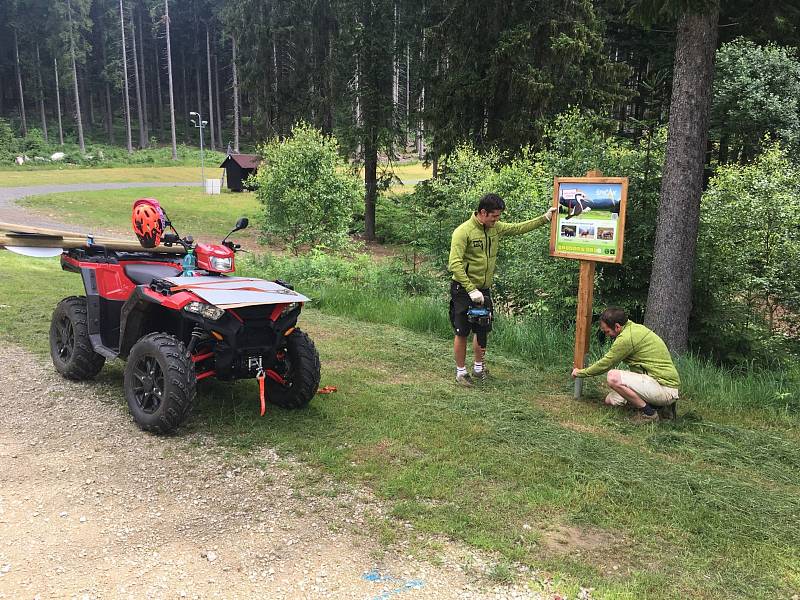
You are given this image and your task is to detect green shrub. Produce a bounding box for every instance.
[693,143,800,366]
[251,122,361,254]
[0,119,19,160]
[22,129,51,157]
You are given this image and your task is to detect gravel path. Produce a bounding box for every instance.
[0,344,549,600]
[0,183,199,232]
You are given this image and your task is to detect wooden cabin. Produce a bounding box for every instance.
[219,153,261,192]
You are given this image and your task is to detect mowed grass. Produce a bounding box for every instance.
[0,166,216,186]
[1,249,799,599]
[19,187,260,241]
[1,161,430,188]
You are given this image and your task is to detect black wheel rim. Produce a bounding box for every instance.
[131,355,165,414]
[55,317,75,363]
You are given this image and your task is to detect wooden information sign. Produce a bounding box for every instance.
[548,171,628,398]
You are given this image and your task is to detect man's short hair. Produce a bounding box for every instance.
[477,193,505,214]
[599,307,628,328]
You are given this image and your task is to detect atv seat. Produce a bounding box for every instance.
[123,263,182,286]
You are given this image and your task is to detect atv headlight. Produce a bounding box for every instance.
[209,256,232,271]
[184,301,225,320]
[281,302,300,317]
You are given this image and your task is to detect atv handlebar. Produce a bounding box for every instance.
[161,216,248,253]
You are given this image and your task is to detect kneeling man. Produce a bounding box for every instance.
[571,307,680,424]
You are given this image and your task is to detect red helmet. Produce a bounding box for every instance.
[132,198,166,248]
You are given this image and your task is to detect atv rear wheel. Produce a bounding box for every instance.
[49,296,106,380]
[266,328,321,409]
[124,333,196,434]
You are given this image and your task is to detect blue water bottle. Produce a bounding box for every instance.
[182,248,196,277]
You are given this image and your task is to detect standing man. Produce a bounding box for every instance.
[571,307,681,423]
[448,193,556,386]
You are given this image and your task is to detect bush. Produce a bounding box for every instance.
[251,122,361,254]
[22,129,51,157]
[0,119,19,161]
[244,249,443,298]
[692,143,800,366]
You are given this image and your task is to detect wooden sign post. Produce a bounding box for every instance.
[548,170,628,399]
[573,259,596,399]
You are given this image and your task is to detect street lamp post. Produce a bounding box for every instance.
[189,111,208,190]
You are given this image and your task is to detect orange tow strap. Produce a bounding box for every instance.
[257,370,266,416]
[317,385,337,394]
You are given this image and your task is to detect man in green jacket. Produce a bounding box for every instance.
[571,307,681,423]
[448,193,556,386]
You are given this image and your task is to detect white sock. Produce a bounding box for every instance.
[473,361,484,373]
[456,366,467,377]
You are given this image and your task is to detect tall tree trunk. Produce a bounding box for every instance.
[232,35,240,153]
[99,9,114,143]
[406,42,410,146]
[392,2,399,121]
[271,30,278,134]
[364,128,378,241]
[181,47,188,141]
[67,0,86,153]
[155,43,164,140]
[119,0,133,154]
[36,44,48,142]
[355,58,362,156]
[417,21,425,159]
[644,7,720,354]
[164,0,178,160]
[206,26,216,151]
[214,52,222,148]
[13,29,27,136]
[130,13,146,148]
[54,58,64,145]
[137,4,149,142]
[105,82,114,144]
[87,74,95,129]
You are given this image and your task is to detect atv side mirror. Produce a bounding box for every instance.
[222,218,249,245]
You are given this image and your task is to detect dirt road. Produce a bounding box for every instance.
[0,344,545,600]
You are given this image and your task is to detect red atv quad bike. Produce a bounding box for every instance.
[49,199,321,434]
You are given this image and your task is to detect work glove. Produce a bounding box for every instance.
[543,206,558,222]
[468,289,485,305]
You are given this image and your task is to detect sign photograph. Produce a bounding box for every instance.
[549,176,628,263]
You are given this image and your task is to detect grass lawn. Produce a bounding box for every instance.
[19,187,260,241]
[0,166,216,187]
[0,162,429,188]
[391,162,432,183]
[1,248,798,599]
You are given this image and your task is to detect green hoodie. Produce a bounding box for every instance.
[448,212,548,292]
[577,320,681,388]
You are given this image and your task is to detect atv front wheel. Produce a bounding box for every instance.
[124,333,196,434]
[50,296,106,380]
[266,328,321,409]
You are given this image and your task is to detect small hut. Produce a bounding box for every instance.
[219,153,261,192]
